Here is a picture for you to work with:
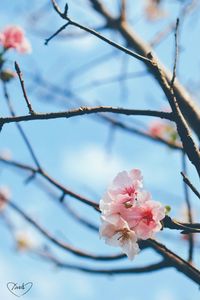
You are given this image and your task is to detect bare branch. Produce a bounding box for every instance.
[0,106,174,126]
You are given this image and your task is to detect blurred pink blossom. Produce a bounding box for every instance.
[0,186,10,212]
[148,120,179,144]
[148,121,167,137]
[145,0,167,21]
[0,25,31,53]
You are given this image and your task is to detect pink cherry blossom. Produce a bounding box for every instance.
[131,200,165,239]
[0,26,31,53]
[100,169,143,216]
[100,214,139,260]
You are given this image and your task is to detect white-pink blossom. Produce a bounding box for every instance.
[0,25,31,53]
[100,214,139,260]
[100,169,143,216]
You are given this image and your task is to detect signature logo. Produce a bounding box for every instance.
[7,282,33,297]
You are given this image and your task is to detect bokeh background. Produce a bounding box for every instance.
[0,0,200,299]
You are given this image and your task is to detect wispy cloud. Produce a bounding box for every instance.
[62,144,127,189]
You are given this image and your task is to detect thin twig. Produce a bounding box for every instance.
[171,18,179,88]
[15,62,35,115]
[45,22,70,45]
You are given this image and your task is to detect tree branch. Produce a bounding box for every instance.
[0,106,173,126]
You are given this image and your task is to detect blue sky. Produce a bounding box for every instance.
[0,0,200,299]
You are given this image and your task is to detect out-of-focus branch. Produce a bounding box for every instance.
[38,250,169,275]
[6,198,125,261]
[101,115,182,150]
[150,0,199,47]
[0,156,99,209]
[64,203,99,232]
[74,70,147,92]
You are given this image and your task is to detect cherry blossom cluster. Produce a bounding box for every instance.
[99,169,165,260]
[0,25,31,53]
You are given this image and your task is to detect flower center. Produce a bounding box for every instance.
[123,185,135,197]
[117,228,130,242]
[123,190,137,208]
[142,210,153,225]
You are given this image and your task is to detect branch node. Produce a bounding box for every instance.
[59,192,66,203]
[147,52,154,60]
[24,171,37,185]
